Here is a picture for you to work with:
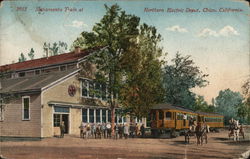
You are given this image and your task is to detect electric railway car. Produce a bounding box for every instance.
[150,103,224,136]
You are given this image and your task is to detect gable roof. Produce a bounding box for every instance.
[0,68,79,94]
[0,47,102,72]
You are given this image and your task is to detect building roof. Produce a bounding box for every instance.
[0,47,102,72]
[152,103,195,113]
[0,68,79,94]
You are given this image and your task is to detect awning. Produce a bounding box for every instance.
[48,101,111,109]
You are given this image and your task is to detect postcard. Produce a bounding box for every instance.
[0,0,249,159]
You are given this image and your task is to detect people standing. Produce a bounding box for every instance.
[106,122,111,138]
[60,121,65,138]
[124,123,129,139]
[140,124,145,138]
[130,123,135,138]
[101,123,107,138]
[86,123,91,139]
[79,122,85,138]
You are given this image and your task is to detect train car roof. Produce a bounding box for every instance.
[196,111,224,117]
[152,103,196,113]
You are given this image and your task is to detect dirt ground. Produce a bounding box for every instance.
[0,129,249,159]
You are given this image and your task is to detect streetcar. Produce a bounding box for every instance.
[150,103,224,137]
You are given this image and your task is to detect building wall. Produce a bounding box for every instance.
[0,94,41,137]
[70,108,82,135]
[42,75,82,137]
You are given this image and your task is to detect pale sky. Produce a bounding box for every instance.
[0,0,249,103]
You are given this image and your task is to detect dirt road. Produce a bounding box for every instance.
[0,129,249,159]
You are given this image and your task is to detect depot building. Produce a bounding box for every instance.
[0,47,145,139]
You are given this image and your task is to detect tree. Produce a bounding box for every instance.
[119,24,165,119]
[215,89,244,124]
[241,78,250,124]
[193,95,215,112]
[72,4,141,134]
[18,53,27,62]
[163,53,209,109]
[43,41,68,57]
[28,48,35,60]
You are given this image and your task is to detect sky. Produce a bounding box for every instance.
[0,0,249,103]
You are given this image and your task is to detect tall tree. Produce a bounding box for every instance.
[72,4,140,134]
[215,89,244,124]
[241,78,250,124]
[28,48,35,60]
[119,24,165,118]
[43,41,68,57]
[193,95,215,112]
[18,53,27,62]
[163,53,209,109]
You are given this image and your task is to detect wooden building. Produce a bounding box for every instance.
[0,47,141,139]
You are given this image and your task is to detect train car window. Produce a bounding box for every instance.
[159,111,164,120]
[152,111,156,120]
[165,112,171,120]
[177,113,183,120]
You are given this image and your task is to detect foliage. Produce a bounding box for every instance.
[193,95,216,113]
[18,53,27,62]
[72,4,141,131]
[72,4,165,129]
[28,48,35,60]
[241,78,250,124]
[119,24,165,118]
[163,53,209,109]
[43,41,68,57]
[215,89,244,124]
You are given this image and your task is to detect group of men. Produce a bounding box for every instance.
[79,122,146,139]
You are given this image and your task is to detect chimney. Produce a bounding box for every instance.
[74,46,81,54]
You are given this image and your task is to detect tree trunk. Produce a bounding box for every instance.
[111,106,115,136]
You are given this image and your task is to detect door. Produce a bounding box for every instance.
[62,114,69,134]
[54,114,69,134]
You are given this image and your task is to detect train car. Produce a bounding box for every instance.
[150,103,197,136]
[150,103,224,137]
[196,111,224,131]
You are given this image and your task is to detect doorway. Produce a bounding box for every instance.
[54,114,69,134]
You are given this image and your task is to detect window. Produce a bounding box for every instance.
[96,109,100,123]
[89,109,94,123]
[54,114,60,127]
[95,83,101,98]
[159,111,164,120]
[108,110,111,122]
[166,112,171,120]
[102,84,107,100]
[102,109,106,123]
[89,81,94,98]
[118,116,122,123]
[22,96,30,120]
[60,66,66,71]
[54,106,69,113]
[177,113,183,120]
[152,111,156,120]
[82,109,87,122]
[35,70,40,75]
[0,99,4,121]
[81,79,107,100]
[19,72,25,77]
[82,80,88,97]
